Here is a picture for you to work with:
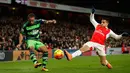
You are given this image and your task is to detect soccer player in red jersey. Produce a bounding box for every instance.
[64,8,128,69]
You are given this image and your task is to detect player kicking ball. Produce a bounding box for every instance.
[64,8,128,69]
[17,13,56,71]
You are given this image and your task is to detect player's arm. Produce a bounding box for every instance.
[16,33,23,48]
[90,7,99,28]
[16,26,25,48]
[19,33,23,44]
[109,30,122,40]
[41,19,56,24]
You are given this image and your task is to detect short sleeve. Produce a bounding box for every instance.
[20,27,25,35]
[20,22,28,35]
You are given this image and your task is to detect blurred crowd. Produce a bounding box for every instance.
[40,21,90,50]
[0,16,22,50]
[106,37,130,48]
[0,16,130,51]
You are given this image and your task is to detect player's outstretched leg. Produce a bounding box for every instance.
[100,57,113,69]
[64,45,90,61]
[96,52,112,69]
[30,47,42,68]
[39,46,49,72]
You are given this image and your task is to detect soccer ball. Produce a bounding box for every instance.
[54,49,64,60]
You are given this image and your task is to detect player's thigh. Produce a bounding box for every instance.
[26,40,36,49]
[95,46,107,64]
[80,41,94,52]
[35,41,47,52]
[26,40,38,54]
[95,45,106,57]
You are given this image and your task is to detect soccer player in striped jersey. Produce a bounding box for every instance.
[17,13,56,71]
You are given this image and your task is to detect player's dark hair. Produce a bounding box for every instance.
[28,13,35,18]
[102,17,109,23]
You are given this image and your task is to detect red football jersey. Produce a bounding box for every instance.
[90,25,110,45]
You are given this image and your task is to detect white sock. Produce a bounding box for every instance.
[72,50,82,58]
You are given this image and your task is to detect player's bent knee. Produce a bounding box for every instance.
[98,52,106,57]
[29,46,35,51]
[39,46,48,52]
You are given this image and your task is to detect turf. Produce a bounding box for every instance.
[0,54,130,73]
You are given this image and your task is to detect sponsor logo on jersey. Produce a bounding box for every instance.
[27,30,39,35]
[26,24,40,30]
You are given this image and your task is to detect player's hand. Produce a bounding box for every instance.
[122,32,129,37]
[92,6,95,14]
[52,19,56,24]
[16,44,22,48]
[46,20,56,24]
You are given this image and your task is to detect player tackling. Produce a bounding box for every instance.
[17,13,56,71]
[64,8,128,69]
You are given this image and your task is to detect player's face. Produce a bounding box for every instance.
[28,17,35,24]
[101,20,109,27]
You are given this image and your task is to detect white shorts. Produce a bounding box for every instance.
[83,41,106,56]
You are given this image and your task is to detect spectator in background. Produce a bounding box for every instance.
[0,37,6,50]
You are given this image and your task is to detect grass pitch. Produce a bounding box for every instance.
[0,54,130,73]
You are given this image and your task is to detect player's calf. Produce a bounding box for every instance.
[101,60,112,69]
[101,60,107,66]
[30,52,41,68]
[99,56,112,69]
[39,46,49,69]
[29,47,42,68]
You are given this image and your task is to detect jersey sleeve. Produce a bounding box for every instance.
[20,22,27,35]
[90,13,99,28]
[109,30,122,40]
[37,19,46,24]
[20,26,25,35]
